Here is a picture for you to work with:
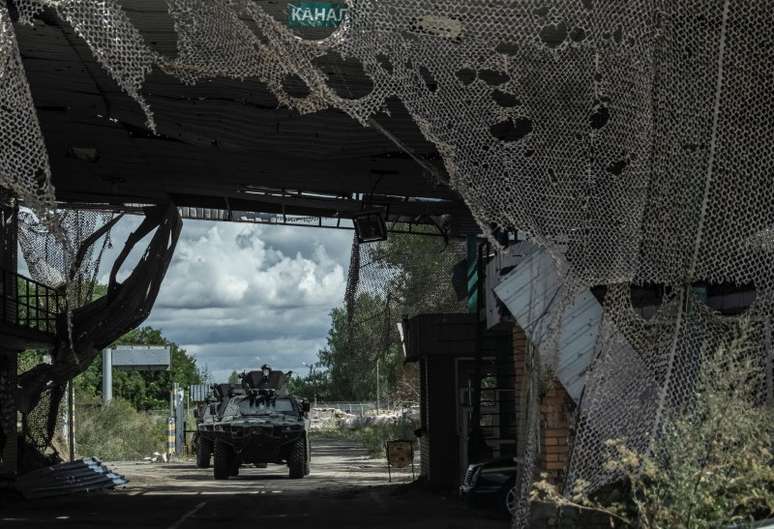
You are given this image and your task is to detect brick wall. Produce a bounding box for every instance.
[512,323,573,478]
[513,325,528,457]
[540,382,572,477]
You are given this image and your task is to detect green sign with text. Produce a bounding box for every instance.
[288,3,348,28]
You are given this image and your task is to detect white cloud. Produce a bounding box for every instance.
[95,217,353,382]
[155,223,346,309]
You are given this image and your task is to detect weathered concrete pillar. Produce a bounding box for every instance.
[0,349,19,476]
[0,193,17,327]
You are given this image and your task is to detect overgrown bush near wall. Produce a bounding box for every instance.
[310,408,419,457]
[532,327,774,528]
[75,396,166,461]
[355,412,419,456]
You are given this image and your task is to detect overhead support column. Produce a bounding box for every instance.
[0,193,20,475]
[0,349,19,476]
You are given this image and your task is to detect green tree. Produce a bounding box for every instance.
[287,366,330,401]
[288,234,463,403]
[74,326,203,410]
[302,233,464,402]
[371,233,464,316]
[314,292,413,402]
[227,370,240,384]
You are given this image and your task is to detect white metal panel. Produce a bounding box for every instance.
[111,345,170,371]
[494,248,610,403]
[557,291,601,401]
[493,248,559,345]
[189,384,210,402]
[485,242,534,328]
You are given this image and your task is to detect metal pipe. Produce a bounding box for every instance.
[102,349,112,403]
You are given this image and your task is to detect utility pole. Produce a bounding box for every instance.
[67,380,75,462]
[376,358,381,413]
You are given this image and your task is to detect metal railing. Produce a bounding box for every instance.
[1,268,62,335]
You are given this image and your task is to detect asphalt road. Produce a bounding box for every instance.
[0,439,509,529]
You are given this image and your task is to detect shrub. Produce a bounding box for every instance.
[310,408,419,457]
[532,325,774,528]
[75,396,166,461]
[356,411,419,456]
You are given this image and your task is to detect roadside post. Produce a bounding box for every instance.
[175,384,185,456]
[67,381,75,462]
[167,417,176,459]
[102,349,112,402]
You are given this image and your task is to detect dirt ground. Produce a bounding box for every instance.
[0,439,509,529]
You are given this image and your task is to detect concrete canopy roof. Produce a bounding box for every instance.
[14,1,477,234]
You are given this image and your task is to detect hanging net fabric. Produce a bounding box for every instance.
[18,209,113,303]
[6,0,772,292]
[0,2,55,216]
[16,208,114,458]
[3,0,774,525]
[344,230,466,359]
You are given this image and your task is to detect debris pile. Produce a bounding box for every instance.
[142,452,168,464]
[15,458,128,499]
[311,406,420,432]
[346,407,420,430]
[309,407,356,431]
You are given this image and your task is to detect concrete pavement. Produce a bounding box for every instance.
[0,439,508,529]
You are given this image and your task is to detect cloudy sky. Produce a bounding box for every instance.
[93,216,353,383]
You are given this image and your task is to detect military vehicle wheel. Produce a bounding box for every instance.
[196,436,212,469]
[213,440,232,480]
[288,438,306,479]
[304,439,311,476]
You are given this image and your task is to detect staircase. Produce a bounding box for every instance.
[1,268,62,342]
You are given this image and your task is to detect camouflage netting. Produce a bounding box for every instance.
[2,0,774,525]
[344,231,465,358]
[16,209,114,458]
[20,381,66,464]
[18,209,114,304]
[0,2,55,217]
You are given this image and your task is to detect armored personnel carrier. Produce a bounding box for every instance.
[196,365,311,480]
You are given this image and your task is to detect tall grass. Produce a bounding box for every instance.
[346,412,419,457]
[310,409,419,457]
[75,397,166,461]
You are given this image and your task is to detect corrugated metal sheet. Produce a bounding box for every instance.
[15,459,128,499]
[493,248,559,345]
[189,384,210,403]
[493,248,603,402]
[485,241,535,329]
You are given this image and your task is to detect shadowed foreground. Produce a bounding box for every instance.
[0,439,508,529]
